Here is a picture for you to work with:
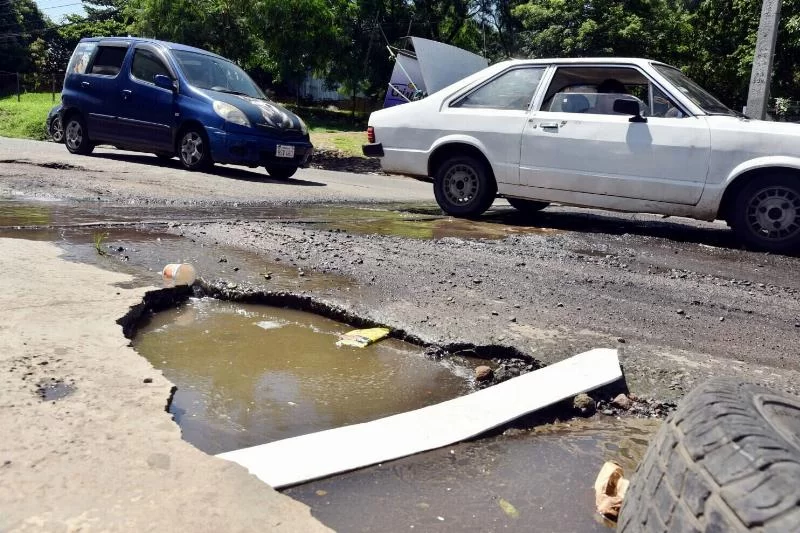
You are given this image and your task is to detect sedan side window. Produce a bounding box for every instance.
[131,49,172,84]
[453,68,545,111]
[89,46,127,76]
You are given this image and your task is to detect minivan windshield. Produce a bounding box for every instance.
[653,64,734,115]
[172,50,265,99]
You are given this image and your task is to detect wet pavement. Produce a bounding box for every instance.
[284,417,660,532]
[132,298,481,455]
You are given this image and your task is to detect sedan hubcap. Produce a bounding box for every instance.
[181,132,204,165]
[65,121,82,150]
[443,164,479,205]
[746,185,800,241]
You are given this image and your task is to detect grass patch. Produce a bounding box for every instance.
[309,131,365,157]
[0,92,58,141]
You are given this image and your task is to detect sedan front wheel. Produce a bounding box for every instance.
[433,155,496,217]
[731,174,800,253]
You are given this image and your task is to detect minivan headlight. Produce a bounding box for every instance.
[213,101,251,127]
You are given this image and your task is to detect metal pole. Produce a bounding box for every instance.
[17,72,20,102]
[746,0,782,120]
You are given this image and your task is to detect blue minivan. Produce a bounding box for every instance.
[60,37,313,179]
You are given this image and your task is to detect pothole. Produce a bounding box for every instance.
[36,378,75,401]
[132,297,485,455]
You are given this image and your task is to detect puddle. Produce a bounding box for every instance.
[284,417,660,532]
[289,205,561,240]
[36,379,75,401]
[132,298,481,454]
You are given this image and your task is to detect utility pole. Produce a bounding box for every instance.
[746,0,782,120]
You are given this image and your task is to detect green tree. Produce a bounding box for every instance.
[0,0,49,74]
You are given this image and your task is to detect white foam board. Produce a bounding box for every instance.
[218,348,621,488]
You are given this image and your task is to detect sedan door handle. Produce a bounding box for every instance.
[540,122,560,129]
[80,81,90,88]
[121,90,132,100]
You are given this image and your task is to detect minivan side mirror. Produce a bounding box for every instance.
[613,98,647,123]
[154,74,176,92]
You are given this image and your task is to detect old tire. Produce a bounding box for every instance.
[178,127,212,171]
[433,155,496,217]
[265,165,298,180]
[506,197,549,212]
[619,378,800,532]
[730,174,800,254]
[64,114,93,155]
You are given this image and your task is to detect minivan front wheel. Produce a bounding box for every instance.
[64,115,93,155]
[178,127,212,171]
[731,174,800,253]
[433,155,496,217]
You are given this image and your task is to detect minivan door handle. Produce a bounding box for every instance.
[80,81,90,88]
[121,90,132,101]
[540,122,560,130]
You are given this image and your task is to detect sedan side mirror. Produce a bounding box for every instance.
[613,98,647,123]
[154,74,177,92]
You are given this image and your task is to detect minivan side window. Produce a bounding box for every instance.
[89,46,127,76]
[452,68,546,111]
[66,42,97,75]
[131,49,171,84]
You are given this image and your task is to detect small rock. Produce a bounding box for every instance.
[473,279,482,284]
[263,274,272,280]
[795,322,800,328]
[617,337,626,343]
[677,309,685,315]
[612,394,632,410]
[475,366,494,382]
[491,311,499,316]
[573,393,596,416]
[719,316,725,322]
[233,267,239,272]
[509,317,517,323]
[143,378,153,384]
[557,302,564,308]
[219,257,228,263]
[602,409,615,416]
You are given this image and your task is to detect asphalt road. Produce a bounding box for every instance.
[2,137,799,402]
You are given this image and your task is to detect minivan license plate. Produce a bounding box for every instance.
[276,145,295,158]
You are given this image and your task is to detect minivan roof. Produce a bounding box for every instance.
[78,37,227,61]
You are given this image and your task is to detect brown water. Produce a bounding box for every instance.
[284,417,660,532]
[133,298,479,454]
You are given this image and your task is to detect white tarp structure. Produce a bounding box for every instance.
[218,348,622,488]
[382,36,489,108]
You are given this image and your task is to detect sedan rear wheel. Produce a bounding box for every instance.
[731,174,800,254]
[179,127,212,171]
[506,197,550,213]
[433,155,496,217]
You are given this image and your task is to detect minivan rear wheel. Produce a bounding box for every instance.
[178,127,212,171]
[433,155,496,217]
[64,114,93,155]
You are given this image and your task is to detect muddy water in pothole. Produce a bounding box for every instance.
[133,298,480,455]
[285,417,660,532]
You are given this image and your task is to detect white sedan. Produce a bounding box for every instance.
[363,58,800,253]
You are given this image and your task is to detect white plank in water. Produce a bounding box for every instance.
[217,348,621,488]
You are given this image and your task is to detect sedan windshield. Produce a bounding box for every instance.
[172,50,265,99]
[653,64,733,115]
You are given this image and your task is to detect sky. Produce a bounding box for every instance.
[34,0,86,24]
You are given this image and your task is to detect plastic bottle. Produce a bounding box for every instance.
[162,263,197,286]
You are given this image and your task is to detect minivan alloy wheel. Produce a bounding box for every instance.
[746,185,800,240]
[65,120,82,151]
[443,164,480,205]
[180,131,205,167]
